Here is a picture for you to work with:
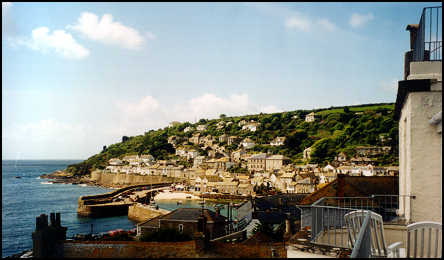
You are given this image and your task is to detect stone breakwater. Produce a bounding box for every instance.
[40,170,185,189]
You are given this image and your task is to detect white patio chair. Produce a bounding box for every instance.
[405,221,442,258]
[344,210,404,258]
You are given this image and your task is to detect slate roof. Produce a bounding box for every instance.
[161,208,227,223]
[299,174,398,205]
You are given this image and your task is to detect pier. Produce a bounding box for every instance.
[77,183,171,218]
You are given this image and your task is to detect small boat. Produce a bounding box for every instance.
[186,195,192,199]
[198,201,205,205]
[15,176,21,179]
[177,201,183,205]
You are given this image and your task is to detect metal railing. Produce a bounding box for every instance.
[413,6,442,61]
[309,195,412,249]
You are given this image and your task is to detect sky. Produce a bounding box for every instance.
[2,2,441,160]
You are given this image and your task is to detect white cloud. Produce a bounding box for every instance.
[68,12,150,50]
[285,15,311,31]
[349,13,374,28]
[13,27,90,59]
[317,18,336,32]
[259,105,283,114]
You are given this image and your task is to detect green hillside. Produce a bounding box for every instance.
[66,102,398,176]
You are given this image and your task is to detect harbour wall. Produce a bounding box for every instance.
[90,170,183,187]
[127,203,170,223]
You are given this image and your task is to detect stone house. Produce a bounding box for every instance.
[189,133,201,145]
[305,112,315,122]
[355,146,391,156]
[122,155,140,166]
[247,153,267,172]
[183,126,194,133]
[242,122,259,132]
[279,172,296,187]
[238,120,247,127]
[270,136,286,146]
[216,121,225,129]
[227,136,241,146]
[294,177,314,194]
[140,154,155,165]
[241,138,256,149]
[217,181,239,194]
[137,208,227,240]
[196,124,207,131]
[265,155,290,172]
[350,156,373,165]
[218,134,228,143]
[237,183,253,195]
[193,155,205,168]
[108,158,123,166]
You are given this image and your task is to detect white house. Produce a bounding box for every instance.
[270,136,286,146]
[305,112,316,122]
[241,138,256,149]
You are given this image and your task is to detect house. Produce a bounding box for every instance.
[122,155,140,166]
[279,171,296,187]
[216,121,225,130]
[303,147,312,160]
[218,134,228,143]
[227,136,240,146]
[241,138,256,149]
[265,155,291,172]
[322,164,335,173]
[395,20,442,223]
[355,146,391,156]
[305,112,316,122]
[167,136,177,146]
[183,126,193,133]
[238,120,247,127]
[294,177,314,194]
[238,183,253,195]
[193,156,205,168]
[196,124,207,131]
[108,158,123,166]
[140,154,155,164]
[335,152,347,162]
[270,136,286,146]
[242,121,259,132]
[247,153,267,172]
[350,156,373,165]
[189,133,200,145]
[137,208,227,240]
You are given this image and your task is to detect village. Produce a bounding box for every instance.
[103,113,397,197]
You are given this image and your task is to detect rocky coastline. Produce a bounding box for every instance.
[39,170,115,188]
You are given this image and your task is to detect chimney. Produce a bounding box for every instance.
[50,213,56,227]
[406,24,419,50]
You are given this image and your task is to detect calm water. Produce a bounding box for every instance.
[1,160,237,257]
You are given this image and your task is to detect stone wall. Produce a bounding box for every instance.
[128,203,169,223]
[62,240,201,258]
[90,170,182,187]
[209,241,287,258]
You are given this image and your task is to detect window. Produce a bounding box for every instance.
[178,224,184,233]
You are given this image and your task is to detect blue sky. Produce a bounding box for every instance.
[2,2,441,159]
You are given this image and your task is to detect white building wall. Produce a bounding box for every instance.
[399,88,442,223]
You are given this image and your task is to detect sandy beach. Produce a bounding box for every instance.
[154,191,201,201]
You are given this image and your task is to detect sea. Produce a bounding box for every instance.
[1,160,237,257]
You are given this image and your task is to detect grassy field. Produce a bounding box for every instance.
[315,104,394,116]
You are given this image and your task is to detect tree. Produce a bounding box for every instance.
[219,114,226,119]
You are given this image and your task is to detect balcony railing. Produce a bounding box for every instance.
[308,195,413,249]
[413,6,442,61]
